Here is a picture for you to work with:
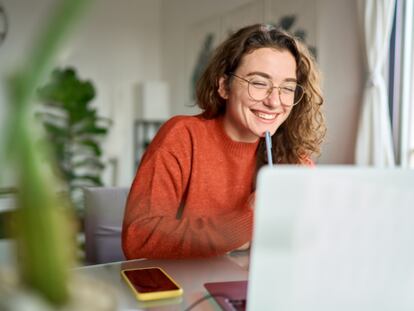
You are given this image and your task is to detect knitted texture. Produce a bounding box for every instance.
[122,115,258,259]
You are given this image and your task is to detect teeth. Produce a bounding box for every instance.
[253,111,276,120]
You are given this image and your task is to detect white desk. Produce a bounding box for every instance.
[76,252,249,310]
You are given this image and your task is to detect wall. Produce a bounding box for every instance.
[161,0,364,164]
[1,0,364,191]
[61,0,163,186]
[160,0,255,117]
[315,0,364,164]
[0,0,56,187]
[0,0,163,187]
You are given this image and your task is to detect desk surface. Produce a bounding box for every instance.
[76,252,249,310]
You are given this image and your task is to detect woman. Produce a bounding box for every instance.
[122,24,325,259]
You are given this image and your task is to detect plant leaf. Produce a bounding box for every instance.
[277,15,296,31]
[72,157,105,170]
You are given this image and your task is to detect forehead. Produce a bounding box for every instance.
[237,47,297,80]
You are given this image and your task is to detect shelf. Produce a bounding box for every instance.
[133,119,165,170]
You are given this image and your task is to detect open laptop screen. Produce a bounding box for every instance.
[248,166,414,311]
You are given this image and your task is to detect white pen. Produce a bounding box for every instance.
[265,131,273,167]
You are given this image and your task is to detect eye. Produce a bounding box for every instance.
[250,79,269,89]
[280,84,297,93]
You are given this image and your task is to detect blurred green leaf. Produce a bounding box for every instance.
[73,157,105,170]
[73,139,101,156]
[72,174,103,186]
[1,0,93,306]
[43,122,69,137]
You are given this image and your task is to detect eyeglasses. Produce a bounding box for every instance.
[230,73,304,106]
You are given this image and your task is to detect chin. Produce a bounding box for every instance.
[249,119,281,136]
[254,126,278,138]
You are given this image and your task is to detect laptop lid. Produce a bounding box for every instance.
[248,166,414,311]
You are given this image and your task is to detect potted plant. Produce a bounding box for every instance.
[37,67,110,216]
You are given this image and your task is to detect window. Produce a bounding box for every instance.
[389,0,414,167]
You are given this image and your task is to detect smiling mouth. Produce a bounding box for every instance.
[252,110,277,120]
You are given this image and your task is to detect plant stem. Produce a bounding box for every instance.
[4,0,92,306]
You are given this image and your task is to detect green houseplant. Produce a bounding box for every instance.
[37,67,110,215]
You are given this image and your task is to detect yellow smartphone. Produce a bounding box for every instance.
[121,267,183,301]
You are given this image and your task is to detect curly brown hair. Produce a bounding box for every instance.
[196,24,326,170]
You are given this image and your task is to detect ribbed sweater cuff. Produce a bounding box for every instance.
[221,209,253,248]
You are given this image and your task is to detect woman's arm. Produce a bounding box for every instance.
[122,148,253,259]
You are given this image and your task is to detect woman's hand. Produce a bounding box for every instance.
[234,241,250,251]
[249,192,256,210]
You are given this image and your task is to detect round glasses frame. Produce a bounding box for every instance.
[230,73,304,106]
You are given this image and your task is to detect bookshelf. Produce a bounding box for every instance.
[133,119,164,170]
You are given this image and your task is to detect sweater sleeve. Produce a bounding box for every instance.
[122,147,253,259]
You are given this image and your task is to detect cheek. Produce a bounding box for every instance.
[235,100,255,120]
[284,105,294,115]
[228,91,251,112]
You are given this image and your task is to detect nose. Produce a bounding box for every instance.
[264,87,283,109]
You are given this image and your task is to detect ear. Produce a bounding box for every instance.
[217,76,229,100]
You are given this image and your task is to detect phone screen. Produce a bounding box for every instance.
[123,268,180,293]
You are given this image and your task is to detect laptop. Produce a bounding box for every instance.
[205,166,414,311]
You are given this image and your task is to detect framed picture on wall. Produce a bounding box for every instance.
[265,0,317,57]
[186,16,222,107]
[221,0,265,38]
[186,0,265,106]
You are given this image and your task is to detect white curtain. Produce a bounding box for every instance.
[355,0,396,167]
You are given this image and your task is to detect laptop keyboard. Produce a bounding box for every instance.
[226,298,246,311]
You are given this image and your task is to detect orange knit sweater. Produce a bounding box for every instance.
[122,115,258,259]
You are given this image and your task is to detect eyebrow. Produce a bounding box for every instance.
[245,71,298,83]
